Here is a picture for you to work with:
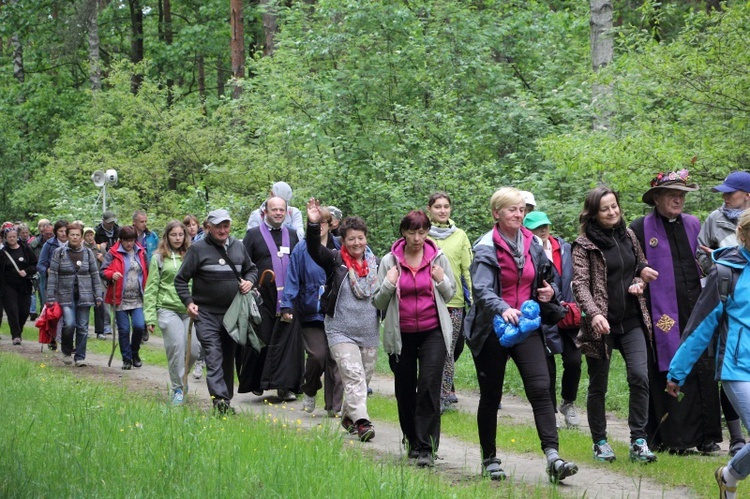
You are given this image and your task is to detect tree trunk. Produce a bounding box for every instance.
[163,0,174,106]
[86,0,102,91]
[12,35,23,85]
[261,0,277,57]
[706,0,724,12]
[197,54,206,113]
[129,0,144,94]
[230,0,245,99]
[217,58,226,98]
[590,0,613,131]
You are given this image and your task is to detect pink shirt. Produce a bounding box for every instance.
[392,238,440,333]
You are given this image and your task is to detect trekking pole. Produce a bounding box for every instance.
[183,318,194,390]
[108,306,118,367]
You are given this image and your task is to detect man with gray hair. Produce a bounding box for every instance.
[175,209,258,414]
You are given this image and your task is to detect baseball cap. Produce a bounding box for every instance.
[206,209,232,225]
[712,171,750,193]
[102,211,117,223]
[523,211,552,230]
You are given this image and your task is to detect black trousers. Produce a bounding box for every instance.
[547,330,582,409]
[195,309,237,404]
[389,327,446,453]
[473,330,558,460]
[1,283,32,339]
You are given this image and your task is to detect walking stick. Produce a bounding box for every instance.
[108,306,118,367]
[183,318,194,390]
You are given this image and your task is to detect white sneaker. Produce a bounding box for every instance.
[61,353,73,365]
[559,401,580,428]
[75,359,87,367]
[302,394,316,413]
[192,360,204,380]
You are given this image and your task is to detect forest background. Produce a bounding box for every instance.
[1,0,747,254]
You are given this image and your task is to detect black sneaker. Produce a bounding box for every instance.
[547,458,578,483]
[132,354,143,368]
[214,400,236,415]
[48,340,57,351]
[142,330,149,342]
[416,451,435,468]
[122,360,133,370]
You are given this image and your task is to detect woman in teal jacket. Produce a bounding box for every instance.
[144,220,200,405]
[667,208,750,499]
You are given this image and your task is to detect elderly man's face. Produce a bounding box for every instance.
[41,226,53,240]
[654,190,686,220]
[133,214,147,233]
[208,221,231,244]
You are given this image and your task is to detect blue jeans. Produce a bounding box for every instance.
[61,303,91,361]
[116,308,145,362]
[723,381,750,480]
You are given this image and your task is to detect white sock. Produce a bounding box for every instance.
[724,467,739,488]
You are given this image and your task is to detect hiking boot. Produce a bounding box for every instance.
[630,438,657,463]
[408,448,420,459]
[326,410,342,418]
[447,392,459,404]
[122,360,132,370]
[48,340,57,351]
[356,420,375,442]
[417,451,435,468]
[277,389,297,402]
[75,359,87,367]
[12,337,21,346]
[341,416,356,434]
[559,400,580,428]
[302,394,316,413]
[132,354,143,368]
[729,439,745,457]
[214,399,236,415]
[716,466,737,499]
[172,389,184,406]
[192,360,204,380]
[593,440,616,462]
[61,353,73,365]
[481,457,506,481]
[547,458,578,483]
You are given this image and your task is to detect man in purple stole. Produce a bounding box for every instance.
[630,169,722,453]
[238,196,301,400]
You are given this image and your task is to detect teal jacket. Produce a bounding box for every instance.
[668,246,750,384]
[373,246,456,356]
[144,251,187,326]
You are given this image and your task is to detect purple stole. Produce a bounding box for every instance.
[643,212,701,371]
[259,223,290,314]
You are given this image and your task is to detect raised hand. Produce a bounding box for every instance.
[307,197,322,224]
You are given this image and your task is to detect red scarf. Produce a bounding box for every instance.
[341,246,369,277]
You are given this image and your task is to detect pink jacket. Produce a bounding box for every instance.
[391,238,440,333]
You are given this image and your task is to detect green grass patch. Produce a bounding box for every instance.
[367,394,726,498]
[0,352,509,498]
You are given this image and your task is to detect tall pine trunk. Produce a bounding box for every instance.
[129,0,144,94]
[590,0,613,132]
[86,0,102,91]
[230,0,245,98]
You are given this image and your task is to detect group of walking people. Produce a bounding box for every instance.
[4,171,750,496]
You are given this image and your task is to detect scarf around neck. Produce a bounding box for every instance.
[585,219,626,249]
[341,246,378,299]
[428,220,458,240]
[493,225,525,270]
[721,204,745,223]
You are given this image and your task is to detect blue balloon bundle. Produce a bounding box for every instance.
[493,300,542,347]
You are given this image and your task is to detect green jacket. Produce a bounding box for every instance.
[223,290,263,352]
[428,223,473,308]
[144,252,187,326]
[373,251,456,356]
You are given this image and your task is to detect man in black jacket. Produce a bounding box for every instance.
[175,209,258,414]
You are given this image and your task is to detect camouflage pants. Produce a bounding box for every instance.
[329,342,377,423]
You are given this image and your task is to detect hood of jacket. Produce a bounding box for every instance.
[390,237,439,266]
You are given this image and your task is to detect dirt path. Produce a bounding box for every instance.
[0,332,697,498]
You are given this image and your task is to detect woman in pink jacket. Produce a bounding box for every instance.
[374,210,455,468]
